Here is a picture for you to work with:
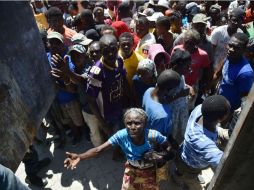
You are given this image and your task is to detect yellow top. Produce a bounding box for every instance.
[119,50,143,86]
[34,13,49,30]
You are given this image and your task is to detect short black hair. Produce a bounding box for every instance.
[119,32,134,43]
[100,34,117,46]
[80,9,94,23]
[118,2,130,14]
[101,25,116,35]
[233,32,249,47]
[136,16,149,25]
[156,16,171,30]
[170,48,191,67]
[45,7,63,19]
[68,2,78,11]
[202,95,230,122]
[157,69,181,90]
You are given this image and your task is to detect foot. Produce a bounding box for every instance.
[25,176,48,187]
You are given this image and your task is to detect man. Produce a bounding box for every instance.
[86,34,128,143]
[45,6,76,46]
[135,17,156,58]
[173,13,214,66]
[117,2,133,28]
[172,29,211,109]
[48,32,85,146]
[211,7,245,74]
[119,32,143,87]
[173,95,231,190]
[142,69,181,137]
[219,33,254,111]
[88,41,102,64]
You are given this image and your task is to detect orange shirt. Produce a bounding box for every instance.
[48,25,77,46]
[245,8,254,23]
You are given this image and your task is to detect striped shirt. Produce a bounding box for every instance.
[181,105,223,169]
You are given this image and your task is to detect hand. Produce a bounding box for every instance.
[178,88,190,97]
[51,67,70,83]
[51,54,70,74]
[189,86,196,97]
[64,152,80,170]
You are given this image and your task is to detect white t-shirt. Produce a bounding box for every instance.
[211,25,242,69]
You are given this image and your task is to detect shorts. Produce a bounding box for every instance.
[60,100,84,127]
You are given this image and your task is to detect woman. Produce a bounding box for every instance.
[132,59,157,107]
[148,44,170,75]
[64,108,173,190]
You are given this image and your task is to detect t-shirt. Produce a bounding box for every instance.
[172,45,210,86]
[142,87,172,137]
[86,57,126,122]
[108,128,166,161]
[132,75,155,107]
[120,50,143,86]
[219,57,254,111]
[47,52,77,104]
[211,25,242,69]
[181,105,223,169]
[135,33,156,58]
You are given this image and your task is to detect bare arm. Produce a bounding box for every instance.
[64,141,112,170]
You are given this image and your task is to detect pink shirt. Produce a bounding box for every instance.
[172,45,210,86]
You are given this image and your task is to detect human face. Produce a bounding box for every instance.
[227,36,244,60]
[95,10,104,23]
[136,22,149,39]
[137,68,153,84]
[184,38,198,54]
[156,24,167,36]
[100,40,118,64]
[228,15,243,31]
[192,23,206,35]
[47,16,64,31]
[125,112,145,140]
[119,38,134,58]
[174,59,191,75]
[48,38,65,54]
[89,43,101,63]
[154,53,167,75]
[71,51,86,69]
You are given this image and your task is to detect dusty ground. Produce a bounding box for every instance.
[15,131,213,190]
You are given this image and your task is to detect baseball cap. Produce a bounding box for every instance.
[71,33,93,46]
[192,13,210,24]
[137,58,157,77]
[157,0,169,9]
[47,31,64,43]
[68,44,86,54]
[138,8,155,17]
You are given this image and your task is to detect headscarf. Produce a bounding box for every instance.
[111,21,139,48]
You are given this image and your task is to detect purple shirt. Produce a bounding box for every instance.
[86,57,126,122]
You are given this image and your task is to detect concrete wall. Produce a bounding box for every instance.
[0,2,55,171]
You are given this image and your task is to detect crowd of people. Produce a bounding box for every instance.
[2,0,254,190]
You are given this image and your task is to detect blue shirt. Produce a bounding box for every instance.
[219,57,254,111]
[132,75,155,107]
[181,105,223,169]
[142,87,172,137]
[47,52,77,104]
[108,128,166,161]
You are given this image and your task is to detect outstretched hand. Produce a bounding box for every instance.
[64,152,80,170]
